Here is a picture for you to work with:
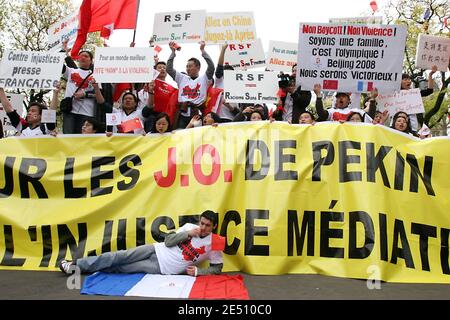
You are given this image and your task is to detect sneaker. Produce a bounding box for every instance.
[59,259,73,274]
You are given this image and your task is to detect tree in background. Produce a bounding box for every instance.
[384,0,449,132]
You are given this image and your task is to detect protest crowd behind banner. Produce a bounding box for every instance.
[0,3,449,284]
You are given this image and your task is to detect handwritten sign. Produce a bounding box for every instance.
[415,34,450,72]
[377,89,424,115]
[93,47,154,83]
[204,12,256,44]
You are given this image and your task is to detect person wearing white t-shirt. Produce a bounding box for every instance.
[314,84,377,123]
[166,41,215,129]
[59,211,224,277]
[0,88,56,137]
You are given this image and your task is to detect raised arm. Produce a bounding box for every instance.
[313,84,328,121]
[166,42,178,79]
[200,41,215,80]
[215,44,228,79]
[0,87,14,113]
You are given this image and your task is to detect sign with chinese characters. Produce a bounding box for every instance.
[415,34,450,72]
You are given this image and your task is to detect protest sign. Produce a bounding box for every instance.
[329,16,383,24]
[93,47,154,83]
[415,34,450,72]
[266,41,298,73]
[106,113,122,126]
[47,13,78,52]
[41,110,56,124]
[204,12,257,44]
[152,10,206,44]
[376,88,425,115]
[224,39,266,70]
[0,93,24,136]
[223,70,278,103]
[296,23,407,93]
[0,50,64,90]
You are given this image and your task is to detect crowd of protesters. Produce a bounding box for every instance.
[0,39,445,140]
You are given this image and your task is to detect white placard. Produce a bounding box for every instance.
[106,113,122,126]
[152,10,206,44]
[329,16,383,24]
[296,23,407,93]
[41,109,56,123]
[415,34,450,72]
[93,47,154,83]
[376,89,425,115]
[223,70,278,104]
[0,93,24,136]
[0,50,65,90]
[204,12,257,44]
[267,41,298,73]
[47,13,78,52]
[224,39,266,70]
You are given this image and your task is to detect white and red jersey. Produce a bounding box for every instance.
[154,223,223,275]
[326,107,373,123]
[112,106,145,134]
[63,67,98,117]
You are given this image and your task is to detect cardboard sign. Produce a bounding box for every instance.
[47,13,78,52]
[0,93,24,136]
[152,10,206,44]
[267,41,298,73]
[41,109,56,123]
[106,113,122,126]
[93,47,154,83]
[377,89,425,115]
[415,34,450,72]
[329,16,383,24]
[224,39,266,70]
[204,12,257,44]
[223,70,278,104]
[0,50,65,90]
[296,23,407,93]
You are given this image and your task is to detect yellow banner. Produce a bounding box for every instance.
[0,123,449,283]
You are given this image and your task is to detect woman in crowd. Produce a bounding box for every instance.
[390,111,417,136]
[298,111,316,125]
[148,112,172,134]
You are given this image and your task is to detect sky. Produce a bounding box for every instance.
[72,0,390,73]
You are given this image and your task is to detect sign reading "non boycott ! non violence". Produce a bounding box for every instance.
[296,23,407,93]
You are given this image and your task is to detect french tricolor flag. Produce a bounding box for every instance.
[357,81,374,92]
[81,273,249,299]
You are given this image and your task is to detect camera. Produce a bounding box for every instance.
[278,72,292,89]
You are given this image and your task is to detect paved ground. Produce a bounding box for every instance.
[0,270,449,300]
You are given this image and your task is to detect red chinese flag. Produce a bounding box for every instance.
[119,118,143,133]
[323,79,339,90]
[203,87,223,115]
[72,0,138,58]
[370,0,378,12]
[211,234,226,251]
[113,83,133,102]
[188,275,250,300]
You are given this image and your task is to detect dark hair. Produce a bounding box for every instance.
[122,92,138,105]
[79,50,94,61]
[402,73,411,80]
[346,112,364,122]
[205,112,221,123]
[298,110,315,121]
[336,92,350,98]
[188,57,201,68]
[28,102,47,115]
[200,210,218,226]
[151,112,172,133]
[248,109,264,121]
[390,111,414,134]
[154,61,166,69]
[84,118,104,133]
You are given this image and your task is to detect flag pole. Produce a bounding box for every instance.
[132,0,140,44]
